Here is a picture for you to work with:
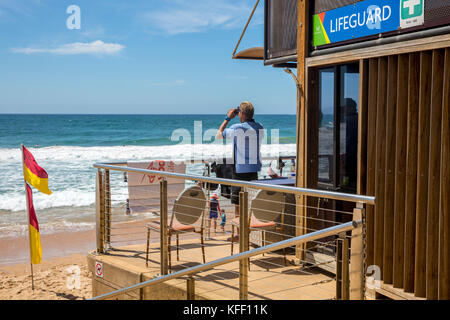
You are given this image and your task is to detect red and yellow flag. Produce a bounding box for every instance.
[23,146,52,195]
[26,184,42,264]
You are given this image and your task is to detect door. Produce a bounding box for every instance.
[307,63,360,255]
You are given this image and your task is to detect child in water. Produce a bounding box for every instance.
[220,209,227,233]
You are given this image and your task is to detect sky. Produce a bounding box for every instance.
[0,0,297,114]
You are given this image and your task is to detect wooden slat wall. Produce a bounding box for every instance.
[361,49,448,299]
[393,54,408,289]
[374,57,387,276]
[439,48,450,300]
[357,59,368,197]
[426,50,444,300]
[415,51,432,298]
[383,56,398,284]
[404,53,420,293]
[365,59,378,269]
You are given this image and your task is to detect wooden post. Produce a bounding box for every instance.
[350,202,365,300]
[404,53,420,293]
[415,51,432,298]
[374,57,388,279]
[366,58,379,269]
[393,54,409,289]
[336,232,349,300]
[160,179,168,276]
[187,276,195,300]
[383,56,398,285]
[357,59,369,196]
[439,48,450,300]
[96,170,105,254]
[426,49,444,300]
[239,191,249,300]
[342,235,350,300]
[336,237,342,300]
[295,0,309,262]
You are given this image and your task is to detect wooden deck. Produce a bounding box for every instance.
[87,234,337,300]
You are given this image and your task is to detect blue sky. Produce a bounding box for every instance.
[0,0,297,114]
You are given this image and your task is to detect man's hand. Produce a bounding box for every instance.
[227,108,237,120]
[217,108,236,140]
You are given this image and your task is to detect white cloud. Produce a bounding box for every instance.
[143,0,263,35]
[11,40,125,56]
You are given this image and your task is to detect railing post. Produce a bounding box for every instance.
[295,194,306,262]
[350,202,365,300]
[342,234,350,300]
[160,179,169,275]
[105,169,111,249]
[96,170,105,254]
[239,190,249,300]
[336,235,342,299]
[186,276,195,300]
[336,232,350,300]
[206,163,211,240]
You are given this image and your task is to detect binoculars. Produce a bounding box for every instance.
[233,107,240,115]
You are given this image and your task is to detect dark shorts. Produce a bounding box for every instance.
[231,169,258,205]
[209,211,218,219]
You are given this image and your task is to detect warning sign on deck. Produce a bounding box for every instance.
[95,261,104,278]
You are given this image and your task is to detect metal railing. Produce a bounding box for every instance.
[91,220,360,300]
[93,163,374,205]
[91,162,374,300]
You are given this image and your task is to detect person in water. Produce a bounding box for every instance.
[209,194,221,233]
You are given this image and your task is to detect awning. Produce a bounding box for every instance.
[232,47,264,60]
[231,0,262,61]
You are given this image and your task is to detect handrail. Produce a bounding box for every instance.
[91,220,360,300]
[95,155,297,166]
[93,163,375,205]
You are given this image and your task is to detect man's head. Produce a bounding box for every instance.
[238,101,254,122]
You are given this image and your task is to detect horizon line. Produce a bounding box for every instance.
[0,113,297,116]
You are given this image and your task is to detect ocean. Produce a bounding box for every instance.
[0,114,297,238]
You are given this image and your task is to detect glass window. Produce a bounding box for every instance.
[339,64,359,191]
[318,68,335,185]
[317,63,359,193]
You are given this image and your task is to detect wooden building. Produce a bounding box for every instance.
[235,0,449,299]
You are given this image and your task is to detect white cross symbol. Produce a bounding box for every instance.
[403,0,421,15]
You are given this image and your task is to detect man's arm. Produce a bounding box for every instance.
[216,108,237,140]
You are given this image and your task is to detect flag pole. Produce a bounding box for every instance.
[21,144,35,291]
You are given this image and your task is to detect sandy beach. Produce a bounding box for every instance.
[0,228,97,300]
[0,254,92,300]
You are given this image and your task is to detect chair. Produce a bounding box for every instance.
[145,185,207,271]
[230,190,285,262]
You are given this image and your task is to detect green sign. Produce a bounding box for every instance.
[400,0,424,28]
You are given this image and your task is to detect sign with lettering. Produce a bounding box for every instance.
[313,0,425,47]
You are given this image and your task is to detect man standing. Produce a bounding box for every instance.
[216,101,264,240]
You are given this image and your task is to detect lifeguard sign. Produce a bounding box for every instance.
[313,0,425,47]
